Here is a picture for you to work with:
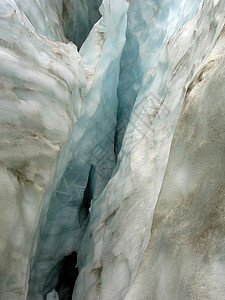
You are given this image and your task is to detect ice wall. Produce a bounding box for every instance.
[27,1,128,299]
[126,20,225,299]
[0,1,85,299]
[116,0,202,153]
[13,0,102,48]
[1,0,225,299]
[62,0,102,49]
[74,0,225,299]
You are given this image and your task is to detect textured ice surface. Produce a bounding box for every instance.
[1,0,225,299]
[0,1,86,299]
[116,0,202,153]
[74,0,225,299]
[62,0,102,49]
[126,25,225,299]
[28,0,128,299]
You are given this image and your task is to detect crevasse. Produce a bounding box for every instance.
[1,0,225,299]
[27,0,202,298]
[28,1,128,298]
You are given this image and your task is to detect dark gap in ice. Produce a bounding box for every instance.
[78,165,93,226]
[55,252,78,300]
[114,22,143,156]
[113,128,119,159]
[62,0,102,50]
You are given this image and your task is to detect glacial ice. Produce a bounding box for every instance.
[62,0,102,49]
[28,1,128,298]
[0,1,86,299]
[1,0,225,299]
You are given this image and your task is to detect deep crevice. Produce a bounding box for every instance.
[78,165,93,226]
[55,252,78,300]
[62,0,102,50]
[114,21,143,156]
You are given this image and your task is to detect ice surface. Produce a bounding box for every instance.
[46,290,59,300]
[73,0,225,299]
[126,6,225,298]
[27,0,128,299]
[62,0,102,49]
[115,0,202,153]
[0,1,86,299]
[1,0,225,299]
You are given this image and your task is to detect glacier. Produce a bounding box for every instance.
[0,0,225,299]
